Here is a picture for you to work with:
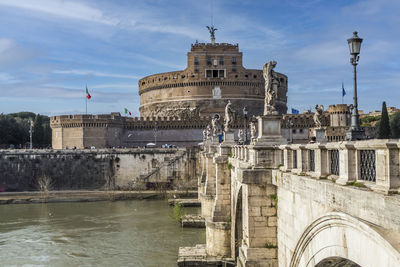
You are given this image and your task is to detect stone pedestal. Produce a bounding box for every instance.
[219,131,234,156]
[254,115,286,146]
[223,131,236,145]
[346,128,366,141]
[314,128,326,143]
[211,135,220,144]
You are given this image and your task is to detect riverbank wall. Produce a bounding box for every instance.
[0,148,199,192]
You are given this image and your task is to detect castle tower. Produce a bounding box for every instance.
[328,104,351,127]
[138,33,288,119]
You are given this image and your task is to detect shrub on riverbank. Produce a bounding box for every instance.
[169,202,185,223]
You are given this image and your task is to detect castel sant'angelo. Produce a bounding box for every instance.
[50,28,356,149]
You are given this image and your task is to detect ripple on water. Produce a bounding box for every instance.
[0,200,205,267]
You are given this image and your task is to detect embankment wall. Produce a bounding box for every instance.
[0,148,198,192]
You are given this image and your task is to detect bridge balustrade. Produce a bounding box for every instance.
[279,140,400,194]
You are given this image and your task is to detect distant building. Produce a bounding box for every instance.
[360,106,399,118]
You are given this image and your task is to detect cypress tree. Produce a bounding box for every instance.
[376,101,391,139]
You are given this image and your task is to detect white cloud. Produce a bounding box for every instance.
[91,83,137,90]
[0,72,20,83]
[53,69,140,79]
[0,38,14,53]
[0,0,118,25]
[294,41,348,66]
[0,38,40,69]
[134,23,200,40]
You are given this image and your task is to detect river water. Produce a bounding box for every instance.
[0,200,205,267]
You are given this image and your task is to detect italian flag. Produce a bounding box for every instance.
[86,86,91,99]
[124,108,132,116]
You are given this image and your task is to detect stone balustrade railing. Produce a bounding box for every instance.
[278,139,400,194]
[232,145,251,162]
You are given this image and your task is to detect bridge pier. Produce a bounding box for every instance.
[200,150,217,219]
[205,143,233,258]
[232,165,279,266]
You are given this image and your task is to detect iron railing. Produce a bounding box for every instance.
[330,150,339,176]
[309,150,315,172]
[359,150,376,182]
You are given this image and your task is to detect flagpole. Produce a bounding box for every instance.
[85,84,88,115]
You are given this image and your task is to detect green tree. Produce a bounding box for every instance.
[0,112,50,148]
[376,101,391,139]
[8,112,36,120]
[0,114,28,147]
[33,114,44,147]
[390,112,400,138]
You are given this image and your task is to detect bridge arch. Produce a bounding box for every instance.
[290,212,400,267]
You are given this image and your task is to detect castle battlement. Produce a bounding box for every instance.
[190,42,239,51]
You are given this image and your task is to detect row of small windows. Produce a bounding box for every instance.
[140,80,264,93]
[125,124,207,130]
[62,123,108,128]
[292,129,304,134]
[195,56,236,66]
[142,71,261,85]
[205,69,226,78]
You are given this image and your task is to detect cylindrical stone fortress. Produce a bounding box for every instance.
[138,42,288,118]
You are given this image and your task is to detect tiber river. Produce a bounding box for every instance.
[0,200,205,266]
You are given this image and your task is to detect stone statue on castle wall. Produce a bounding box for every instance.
[205,124,212,139]
[314,104,324,128]
[224,101,235,132]
[238,129,244,143]
[250,121,257,140]
[211,115,221,136]
[263,61,279,115]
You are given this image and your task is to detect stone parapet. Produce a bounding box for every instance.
[278,139,400,194]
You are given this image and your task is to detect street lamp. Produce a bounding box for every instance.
[29,120,34,149]
[153,121,158,146]
[346,31,365,140]
[243,107,248,144]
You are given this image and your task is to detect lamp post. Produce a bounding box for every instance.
[346,31,365,140]
[243,106,248,144]
[153,121,158,146]
[29,120,34,149]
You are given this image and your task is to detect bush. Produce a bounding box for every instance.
[169,202,185,223]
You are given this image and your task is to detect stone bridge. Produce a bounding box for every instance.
[179,115,400,267]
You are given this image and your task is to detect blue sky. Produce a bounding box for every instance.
[0,0,399,116]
